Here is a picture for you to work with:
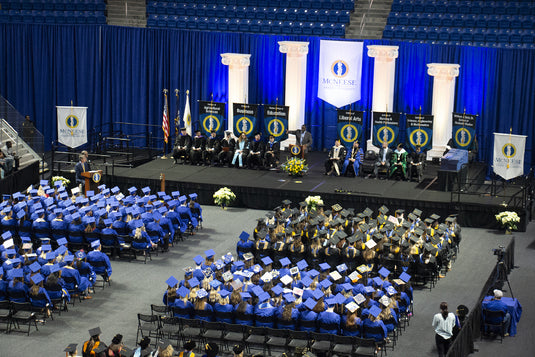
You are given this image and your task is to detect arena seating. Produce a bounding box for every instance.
[0,0,106,25]
[145,0,354,37]
[384,0,535,48]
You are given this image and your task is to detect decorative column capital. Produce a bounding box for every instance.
[427,63,460,80]
[278,41,310,57]
[221,53,251,67]
[367,45,399,63]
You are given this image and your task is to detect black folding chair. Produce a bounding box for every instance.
[309,332,333,356]
[136,313,161,344]
[481,309,507,343]
[332,335,357,356]
[265,327,290,355]
[244,326,267,355]
[0,301,13,333]
[10,302,38,335]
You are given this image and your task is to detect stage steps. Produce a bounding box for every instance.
[345,0,393,39]
[107,0,146,28]
[0,119,46,174]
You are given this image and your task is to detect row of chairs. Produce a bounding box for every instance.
[0,9,106,24]
[148,0,355,11]
[387,13,535,30]
[137,314,387,357]
[147,16,346,37]
[0,0,106,12]
[148,4,351,24]
[383,26,535,44]
[391,0,535,16]
[0,301,42,336]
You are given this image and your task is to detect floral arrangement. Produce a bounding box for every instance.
[281,157,308,177]
[213,187,236,209]
[305,195,324,211]
[51,176,70,188]
[495,211,520,231]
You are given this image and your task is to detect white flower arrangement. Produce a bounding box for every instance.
[305,195,324,211]
[51,176,70,188]
[495,211,520,231]
[213,187,236,209]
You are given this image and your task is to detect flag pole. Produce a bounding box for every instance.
[174,89,180,139]
[162,89,169,158]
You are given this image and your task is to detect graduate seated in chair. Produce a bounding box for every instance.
[389,143,408,180]
[342,141,364,177]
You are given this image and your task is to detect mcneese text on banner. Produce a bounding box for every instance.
[318,40,363,108]
[493,133,526,180]
[57,106,88,148]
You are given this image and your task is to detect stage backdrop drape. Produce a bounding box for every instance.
[0,24,533,173]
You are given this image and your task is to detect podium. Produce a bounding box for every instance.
[289,144,305,159]
[81,170,103,196]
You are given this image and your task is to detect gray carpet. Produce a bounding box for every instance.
[1,206,533,357]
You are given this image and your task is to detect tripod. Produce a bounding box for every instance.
[493,259,514,299]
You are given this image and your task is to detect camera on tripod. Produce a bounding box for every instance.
[493,245,506,260]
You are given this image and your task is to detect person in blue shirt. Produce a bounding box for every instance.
[50,210,68,242]
[86,241,112,280]
[68,213,85,244]
[342,309,362,337]
[100,219,118,248]
[75,250,96,289]
[146,212,166,248]
[299,298,320,332]
[192,290,213,322]
[234,298,254,326]
[236,231,254,260]
[32,210,50,240]
[1,208,17,236]
[7,272,29,302]
[61,255,92,297]
[276,300,299,330]
[254,294,277,328]
[17,210,33,240]
[0,268,8,301]
[28,274,52,316]
[172,288,194,319]
[177,197,198,232]
[44,271,69,302]
[362,309,388,342]
[482,289,512,336]
[213,290,234,323]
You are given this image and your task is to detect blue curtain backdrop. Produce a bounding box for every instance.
[0,24,533,172]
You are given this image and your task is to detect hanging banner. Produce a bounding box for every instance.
[263,104,289,141]
[493,133,526,180]
[406,114,434,152]
[317,40,364,108]
[337,110,363,148]
[233,103,259,138]
[199,101,225,136]
[56,106,88,148]
[452,112,476,149]
[372,112,400,147]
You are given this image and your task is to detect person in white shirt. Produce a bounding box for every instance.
[432,302,458,357]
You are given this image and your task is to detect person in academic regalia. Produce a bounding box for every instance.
[409,145,426,182]
[263,135,280,169]
[190,129,206,165]
[218,131,235,167]
[173,127,192,164]
[325,139,346,176]
[203,130,220,166]
[342,140,364,177]
[389,143,408,180]
[247,132,265,170]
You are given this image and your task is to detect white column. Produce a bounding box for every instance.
[278,41,309,149]
[366,45,399,152]
[221,53,251,132]
[426,63,460,159]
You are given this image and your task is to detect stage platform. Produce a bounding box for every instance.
[90,151,528,231]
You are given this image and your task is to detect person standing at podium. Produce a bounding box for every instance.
[75,155,89,188]
[288,124,313,157]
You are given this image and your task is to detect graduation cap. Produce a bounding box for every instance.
[372,276,384,287]
[141,187,150,195]
[332,203,343,212]
[386,286,397,296]
[166,276,179,287]
[320,279,332,289]
[379,295,391,307]
[290,267,299,276]
[239,231,250,241]
[193,255,204,265]
[175,286,189,298]
[64,255,74,263]
[279,257,291,267]
[365,239,377,250]
[88,327,102,337]
[399,272,411,283]
[308,269,320,279]
[128,186,138,195]
[209,280,222,289]
[261,272,273,283]
[90,240,101,249]
[354,293,366,305]
[45,252,55,261]
[50,264,60,273]
[197,288,208,299]
[345,301,359,313]
[280,274,293,286]
[329,271,342,282]
[424,218,434,225]
[300,276,312,287]
[243,252,254,261]
[378,267,390,278]
[368,305,382,318]
[56,245,67,256]
[240,292,251,300]
[29,262,41,273]
[64,344,77,354]
[312,289,324,300]
[219,289,231,298]
[283,293,296,303]
[304,297,318,310]
[205,249,215,259]
[296,259,308,271]
[189,193,198,201]
[363,286,375,295]
[319,262,331,271]
[261,256,273,266]
[282,199,292,206]
[412,208,422,217]
[430,213,440,221]
[251,286,264,297]
[31,273,44,285]
[378,205,389,215]
[188,277,200,288]
[341,283,353,292]
[271,285,283,296]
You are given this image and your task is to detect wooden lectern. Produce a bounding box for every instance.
[289,144,305,159]
[81,170,103,196]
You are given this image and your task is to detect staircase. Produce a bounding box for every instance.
[0,119,46,173]
[345,0,393,40]
[106,0,147,28]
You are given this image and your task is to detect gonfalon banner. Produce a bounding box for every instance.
[57,106,88,148]
[199,101,225,136]
[233,103,259,138]
[405,114,433,152]
[337,110,363,148]
[452,112,476,149]
[263,105,289,141]
[372,112,400,147]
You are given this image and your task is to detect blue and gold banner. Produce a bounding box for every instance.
[372,112,400,147]
[263,104,289,141]
[452,112,476,150]
[405,114,433,152]
[199,101,225,137]
[337,110,363,148]
[233,103,259,138]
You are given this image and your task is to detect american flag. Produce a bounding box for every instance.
[162,92,170,143]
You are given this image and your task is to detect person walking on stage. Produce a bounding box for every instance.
[432,302,458,357]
